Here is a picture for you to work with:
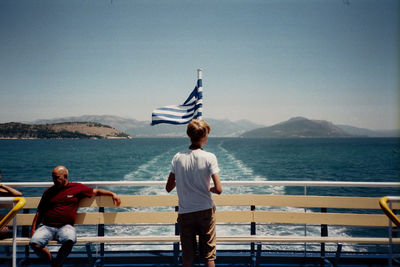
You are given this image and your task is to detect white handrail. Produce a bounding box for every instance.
[3,180,400,188]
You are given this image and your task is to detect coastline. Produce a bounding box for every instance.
[0,136,132,140]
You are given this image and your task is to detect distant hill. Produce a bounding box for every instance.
[26,115,399,138]
[129,118,264,137]
[31,115,263,137]
[336,124,400,138]
[0,122,131,139]
[32,115,146,133]
[241,117,379,138]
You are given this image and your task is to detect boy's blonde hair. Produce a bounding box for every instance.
[186,119,211,143]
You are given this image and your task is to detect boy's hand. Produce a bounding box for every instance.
[210,187,221,194]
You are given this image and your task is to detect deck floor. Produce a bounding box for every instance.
[1,249,398,267]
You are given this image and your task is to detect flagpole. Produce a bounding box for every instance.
[197,68,203,120]
[151,69,203,125]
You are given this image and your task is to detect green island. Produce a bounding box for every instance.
[0,122,131,139]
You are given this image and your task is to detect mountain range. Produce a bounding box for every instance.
[31,115,264,137]
[29,115,399,138]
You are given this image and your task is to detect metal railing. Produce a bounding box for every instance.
[6,180,399,199]
[2,181,399,266]
[0,197,26,267]
[379,196,400,267]
[380,196,400,228]
[4,180,400,189]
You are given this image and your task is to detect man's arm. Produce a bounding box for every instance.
[30,212,42,237]
[165,172,176,193]
[0,184,22,196]
[31,193,47,237]
[92,189,121,206]
[210,173,222,194]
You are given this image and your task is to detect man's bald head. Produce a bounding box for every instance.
[52,166,69,188]
[52,166,68,177]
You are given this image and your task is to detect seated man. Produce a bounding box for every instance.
[30,166,121,267]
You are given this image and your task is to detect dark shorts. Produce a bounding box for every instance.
[178,208,216,262]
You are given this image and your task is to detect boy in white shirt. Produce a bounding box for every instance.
[166,119,222,267]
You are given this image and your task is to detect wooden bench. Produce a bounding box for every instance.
[0,194,399,265]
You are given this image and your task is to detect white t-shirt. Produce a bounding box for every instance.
[171,149,220,214]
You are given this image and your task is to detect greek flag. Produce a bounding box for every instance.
[151,77,203,125]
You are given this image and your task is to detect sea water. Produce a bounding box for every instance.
[0,138,399,253]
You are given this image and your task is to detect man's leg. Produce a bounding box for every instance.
[30,225,54,264]
[53,224,77,267]
[182,259,193,267]
[52,240,74,267]
[30,243,53,263]
[205,261,215,267]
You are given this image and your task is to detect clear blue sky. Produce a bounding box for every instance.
[0,0,398,130]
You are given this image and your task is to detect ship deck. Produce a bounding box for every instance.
[1,248,399,266]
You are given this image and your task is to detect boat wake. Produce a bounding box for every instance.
[96,142,360,252]
[123,149,175,182]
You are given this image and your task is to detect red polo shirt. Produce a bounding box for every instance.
[38,182,93,227]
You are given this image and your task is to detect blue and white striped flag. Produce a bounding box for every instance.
[151,75,203,125]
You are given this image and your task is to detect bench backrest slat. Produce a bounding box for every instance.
[253,211,389,227]
[22,195,179,209]
[244,195,389,209]
[5,194,396,228]
[11,210,390,227]
[21,195,400,209]
[80,195,179,207]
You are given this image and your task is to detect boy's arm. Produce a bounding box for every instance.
[165,172,176,193]
[92,189,121,206]
[210,173,222,194]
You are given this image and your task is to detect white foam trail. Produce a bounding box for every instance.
[122,149,176,195]
[215,142,264,180]
[124,149,174,182]
[92,141,360,252]
[209,142,359,251]
[211,142,285,195]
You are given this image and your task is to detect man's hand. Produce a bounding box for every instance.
[112,193,121,206]
[93,189,122,206]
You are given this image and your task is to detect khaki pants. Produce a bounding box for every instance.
[178,208,216,262]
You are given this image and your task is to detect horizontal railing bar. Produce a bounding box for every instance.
[3,180,400,188]
[0,197,15,204]
[1,236,399,245]
[387,196,400,202]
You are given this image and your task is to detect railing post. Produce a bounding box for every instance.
[98,206,105,260]
[23,208,30,260]
[321,207,328,265]
[388,201,393,267]
[96,186,105,265]
[174,206,179,267]
[12,204,17,267]
[251,205,256,260]
[303,186,307,257]
[85,243,94,266]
